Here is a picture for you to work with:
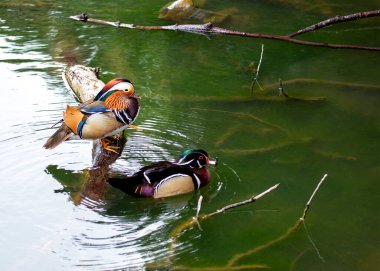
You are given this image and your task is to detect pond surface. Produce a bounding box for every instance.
[1,0,380,270]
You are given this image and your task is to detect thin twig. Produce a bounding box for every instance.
[203,183,280,220]
[216,142,292,156]
[276,79,325,101]
[171,183,280,241]
[251,44,264,94]
[70,10,380,51]
[314,149,357,161]
[192,107,289,135]
[194,195,204,230]
[215,125,240,147]
[302,222,326,262]
[278,79,287,97]
[227,221,301,267]
[262,78,380,92]
[227,174,328,267]
[288,10,380,37]
[195,195,203,219]
[289,248,312,271]
[301,173,328,220]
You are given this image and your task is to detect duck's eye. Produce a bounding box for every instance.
[124,85,134,94]
[198,155,204,160]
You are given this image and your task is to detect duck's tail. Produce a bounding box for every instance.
[108,176,146,197]
[108,177,127,190]
[43,123,73,149]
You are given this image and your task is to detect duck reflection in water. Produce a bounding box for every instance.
[45,135,126,205]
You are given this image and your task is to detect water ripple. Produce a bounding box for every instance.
[0,24,222,271]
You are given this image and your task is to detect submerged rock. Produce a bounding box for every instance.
[159,0,239,24]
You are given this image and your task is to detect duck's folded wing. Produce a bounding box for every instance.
[138,161,173,173]
[143,165,185,183]
[80,101,111,114]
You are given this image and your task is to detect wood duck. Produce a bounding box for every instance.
[43,78,140,152]
[108,149,217,198]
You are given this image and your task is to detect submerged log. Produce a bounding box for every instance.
[63,65,126,202]
[62,65,104,102]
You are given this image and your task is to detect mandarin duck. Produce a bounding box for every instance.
[108,149,217,198]
[43,78,139,152]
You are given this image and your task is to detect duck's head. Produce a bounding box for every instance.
[94,78,135,101]
[175,149,217,168]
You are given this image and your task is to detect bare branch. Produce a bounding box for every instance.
[226,174,328,267]
[168,174,328,270]
[301,173,328,220]
[288,10,380,37]
[69,10,380,51]
[203,183,280,220]
[170,183,280,241]
[195,195,203,219]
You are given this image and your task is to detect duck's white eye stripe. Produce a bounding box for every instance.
[109,82,132,91]
[174,159,194,166]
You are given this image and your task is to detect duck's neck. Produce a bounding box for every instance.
[193,167,211,187]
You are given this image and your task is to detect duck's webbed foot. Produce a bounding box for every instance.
[101,136,122,154]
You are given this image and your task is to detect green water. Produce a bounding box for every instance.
[0,0,379,270]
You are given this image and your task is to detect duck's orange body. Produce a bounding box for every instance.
[44,78,140,149]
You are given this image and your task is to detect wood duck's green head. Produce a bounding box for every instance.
[175,149,217,168]
[94,78,135,102]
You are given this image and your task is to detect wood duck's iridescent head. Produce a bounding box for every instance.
[94,78,135,101]
[175,149,217,168]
